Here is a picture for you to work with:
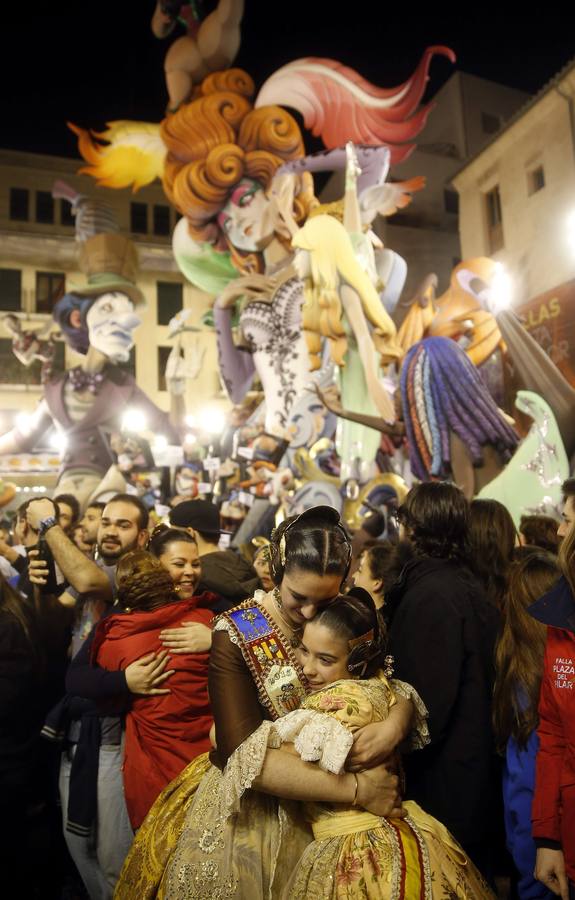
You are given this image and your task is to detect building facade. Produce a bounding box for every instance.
[0,148,224,484]
[453,59,575,385]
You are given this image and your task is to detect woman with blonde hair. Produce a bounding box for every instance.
[292,213,400,465]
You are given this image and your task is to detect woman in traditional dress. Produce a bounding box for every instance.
[116,506,423,898]
[275,590,495,899]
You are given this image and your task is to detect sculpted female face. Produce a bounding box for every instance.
[86,292,141,362]
[217,179,275,252]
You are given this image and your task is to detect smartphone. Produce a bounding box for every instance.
[35,536,59,594]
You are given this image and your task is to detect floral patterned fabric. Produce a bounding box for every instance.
[282,678,496,899]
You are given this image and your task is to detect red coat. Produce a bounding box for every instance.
[530,577,575,881]
[92,595,215,828]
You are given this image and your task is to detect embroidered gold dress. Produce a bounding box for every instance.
[276,677,495,900]
[115,594,428,900]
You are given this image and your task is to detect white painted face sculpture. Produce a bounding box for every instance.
[216,179,274,252]
[86,292,141,363]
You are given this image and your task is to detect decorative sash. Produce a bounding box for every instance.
[222,603,307,720]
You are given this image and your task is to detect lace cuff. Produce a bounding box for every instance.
[272,708,353,774]
[390,679,430,750]
[219,720,275,819]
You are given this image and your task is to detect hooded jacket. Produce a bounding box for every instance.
[91,594,215,828]
[529,576,575,882]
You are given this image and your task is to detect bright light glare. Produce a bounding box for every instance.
[489,264,513,314]
[184,414,196,428]
[15,413,34,435]
[49,432,68,452]
[198,407,226,435]
[184,432,197,446]
[122,409,148,432]
[567,211,575,253]
[153,435,169,452]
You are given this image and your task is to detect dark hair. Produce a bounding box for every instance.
[86,501,106,514]
[361,512,385,538]
[0,573,35,645]
[106,493,150,531]
[562,478,575,500]
[468,499,517,608]
[148,527,197,558]
[399,482,469,561]
[362,542,396,588]
[116,550,177,611]
[54,493,81,524]
[312,588,386,679]
[269,506,351,585]
[52,292,95,354]
[519,515,560,555]
[493,552,560,750]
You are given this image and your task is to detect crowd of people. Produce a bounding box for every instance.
[1,480,574,899]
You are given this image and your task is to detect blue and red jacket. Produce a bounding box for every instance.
[529,576,575,883]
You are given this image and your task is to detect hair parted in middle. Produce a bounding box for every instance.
[116,550,177,611]
[269,505,352,586]
[312,587,387,679]
[160,68,316,275]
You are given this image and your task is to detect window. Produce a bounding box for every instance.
[60,199,75,227]
[153,205,171,237]
[157,346,172,392]
[527,165,545,195]
[0,269,22,311]
[0,338,65,386]
[9,188,29,221]
[485,185,504,253]
[130,202,148,234]
[36,271,66,314]
[444,189,459,215]
[481,112,500,135]
[157,281,183,325]
[36,191,54,224]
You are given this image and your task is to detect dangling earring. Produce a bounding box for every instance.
[273,587,283,609]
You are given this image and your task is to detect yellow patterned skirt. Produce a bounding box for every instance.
[114,753,211,900]
[283,801,496,900]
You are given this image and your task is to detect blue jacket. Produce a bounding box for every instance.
[503,728,553,899]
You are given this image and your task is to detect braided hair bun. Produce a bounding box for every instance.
[313,587,387,679]
[116,550,177,611]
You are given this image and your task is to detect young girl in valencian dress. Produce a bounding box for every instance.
[274,589,495,899]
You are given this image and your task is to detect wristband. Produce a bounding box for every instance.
[351,773,359,806]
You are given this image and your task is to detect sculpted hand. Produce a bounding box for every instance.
[535,848,568,899]
[159,621,212,654]
[347,721,402,771]
[356,765,404,818]
[124,650,175,696]
[27,548,49,586]
[216,275,275,309]
[26,498,57,531]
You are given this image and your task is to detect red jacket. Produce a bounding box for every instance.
[530,577,575,882]
[92,595,215,828]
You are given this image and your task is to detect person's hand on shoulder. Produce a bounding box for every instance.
[159,621,212,653]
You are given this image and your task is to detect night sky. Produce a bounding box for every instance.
[1,3,573,158]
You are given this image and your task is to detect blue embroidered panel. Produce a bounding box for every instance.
[229,606,273,643]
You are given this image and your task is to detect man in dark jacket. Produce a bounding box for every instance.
[386,482,499,877]
[170,500,260,607]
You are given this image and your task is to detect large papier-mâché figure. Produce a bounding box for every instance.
[0,230,179,508]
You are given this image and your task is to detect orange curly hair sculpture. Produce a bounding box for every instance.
[160,68,316,273]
